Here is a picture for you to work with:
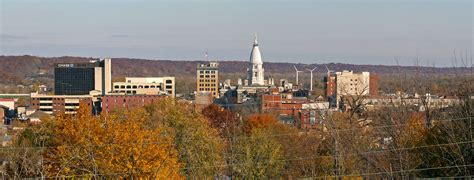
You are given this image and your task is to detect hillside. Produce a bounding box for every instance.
[0,55,470,84]
[0,55,472,96]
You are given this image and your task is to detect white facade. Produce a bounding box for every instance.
[103,58,112,95]
[92,58,112,95]
[247,35,265,85]
[113,77,175,97]
[335,70,370,107]
[335,70,370,96]
[0,99,15,110]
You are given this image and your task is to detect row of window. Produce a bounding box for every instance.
[199,75,216,78]
[34,103,82,106]
[198,88,217,91]
[198,83,217,87]
[198,79,216,82]
[199,70,217,74]
[115,85,160,89]
[114,85,174,89]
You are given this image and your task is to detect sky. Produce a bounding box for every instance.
[1,0,472,66]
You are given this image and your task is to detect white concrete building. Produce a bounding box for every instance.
[335,70,370,107]
[247,35,265,85]
[94,58,112,95]
[113,77,175,97]
[335,70,370,97]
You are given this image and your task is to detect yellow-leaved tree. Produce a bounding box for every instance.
[43,102,182,178]
[144,98,224,178]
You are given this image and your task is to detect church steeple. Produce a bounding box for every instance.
[247,34,265,85]
[249,34,263,65]
[253,33,258,46]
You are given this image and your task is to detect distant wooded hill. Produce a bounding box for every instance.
[0,55,470,85]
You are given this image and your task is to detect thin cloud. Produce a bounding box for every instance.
[0,34,29,41]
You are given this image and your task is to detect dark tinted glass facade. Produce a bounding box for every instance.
[54,63,96,95]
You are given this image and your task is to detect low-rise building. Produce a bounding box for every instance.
[30,92,97,116]
[113,77,175,97]
[101,94,165,114]
[0,98,16,110]
[195,92,214,107]
[363,95,461,111]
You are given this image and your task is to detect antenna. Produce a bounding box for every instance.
[293,65,303,86]
[306,66,317,91]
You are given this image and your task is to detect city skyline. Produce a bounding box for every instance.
[1,0,472,66]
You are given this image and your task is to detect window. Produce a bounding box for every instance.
[166,80,172,84]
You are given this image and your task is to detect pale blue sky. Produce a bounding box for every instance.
[1,0,472,66]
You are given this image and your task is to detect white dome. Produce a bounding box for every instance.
[249,36,263,64]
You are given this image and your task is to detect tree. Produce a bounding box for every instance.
[9,102,182,178]
[230,127,284,178]
[96,108,181,178]
[244,114,278,133]
[270,123,325,178]
[144,98,224,178]
[201,104,239,137]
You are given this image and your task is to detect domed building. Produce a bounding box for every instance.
[247,35,265,85]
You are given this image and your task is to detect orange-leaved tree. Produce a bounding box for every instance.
[43,102,181,178]
[201,104,239,137]
[244,113,278,133]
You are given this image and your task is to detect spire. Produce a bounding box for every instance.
[253,33,258,46]
[250,34,262,64]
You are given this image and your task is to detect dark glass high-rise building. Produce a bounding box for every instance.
[54,59,112,95]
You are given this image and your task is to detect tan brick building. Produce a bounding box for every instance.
[196,62,219,98]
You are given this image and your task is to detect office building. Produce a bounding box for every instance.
[30,92,98,116]
[197,62,219,98]
[332,70,379,108]
[54,59,112,95]
[335,70,371,97]
[113,77,175,97]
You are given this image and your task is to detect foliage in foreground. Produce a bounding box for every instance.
[2,96,473,178]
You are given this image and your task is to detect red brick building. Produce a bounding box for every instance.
[261,94,306,116]
[324,74,336,98]
[101,95,164,114]
[30,94,94,116]
[369,74,379,96]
